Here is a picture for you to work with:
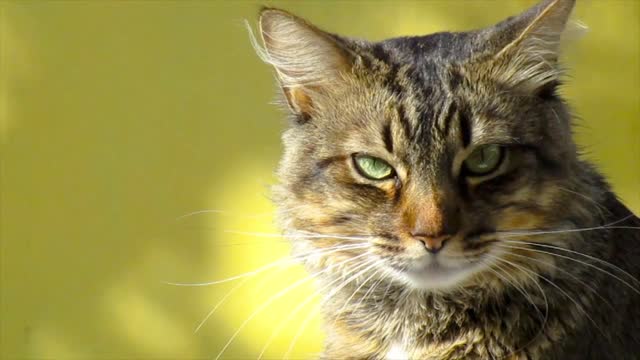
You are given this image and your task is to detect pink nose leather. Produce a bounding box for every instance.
[412,234,449,253]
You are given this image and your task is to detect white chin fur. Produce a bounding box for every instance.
[391,256,486,290]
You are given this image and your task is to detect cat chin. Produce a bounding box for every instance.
[389,257,487,290]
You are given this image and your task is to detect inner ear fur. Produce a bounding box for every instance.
[256,8,356,119]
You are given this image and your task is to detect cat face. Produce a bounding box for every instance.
[258,0,586,290]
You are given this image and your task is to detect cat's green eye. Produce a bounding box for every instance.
[464,144,505,176]
[353,155,395,180]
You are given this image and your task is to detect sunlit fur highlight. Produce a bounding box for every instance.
[254,0,640,358]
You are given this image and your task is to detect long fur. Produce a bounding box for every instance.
[254,0,640,358]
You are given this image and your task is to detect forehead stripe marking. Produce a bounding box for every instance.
[382,123,394,154]
[439,99,458,137]
[396,104,413,141]
[459,105,472,147]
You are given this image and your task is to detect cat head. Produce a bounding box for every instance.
[255,0,592,290]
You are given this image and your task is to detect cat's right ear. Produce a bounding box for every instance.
[253,8,356,122]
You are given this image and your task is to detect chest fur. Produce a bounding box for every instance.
[323,287,562,359]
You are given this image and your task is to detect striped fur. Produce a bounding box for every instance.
[255,0,640,358]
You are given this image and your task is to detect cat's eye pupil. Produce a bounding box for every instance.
[354,155,394,180]
[464,145,504,176]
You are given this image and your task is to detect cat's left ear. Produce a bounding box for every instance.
[486,0,577,95]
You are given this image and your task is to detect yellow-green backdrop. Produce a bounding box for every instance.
[1,1,638,359]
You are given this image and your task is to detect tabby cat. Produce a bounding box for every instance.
[254,0,640,358]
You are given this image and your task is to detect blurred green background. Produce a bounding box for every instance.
[1,0,638,359]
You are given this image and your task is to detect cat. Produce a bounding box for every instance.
[253,0,640,358]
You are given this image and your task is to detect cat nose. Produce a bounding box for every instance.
[411,233,449,254]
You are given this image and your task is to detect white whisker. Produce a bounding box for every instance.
[283,303,319,360]
[502,250,614,309]
[352,267,390,312]
[328,265,383,330]
[214,252,371,360]
[194,277,250,333]
[164,243,368,287]
[224,229,375,243]
[494,256,604,336]
[175,204,311,221]
[484,255,550,356]
[557,187,611,219]
[498,242,640,294]
[497,214,636,237]
[257,257,378,359]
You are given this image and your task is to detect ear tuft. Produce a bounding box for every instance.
[258,8,352,87]
[248,8,355,118]
[489,0,577,93]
